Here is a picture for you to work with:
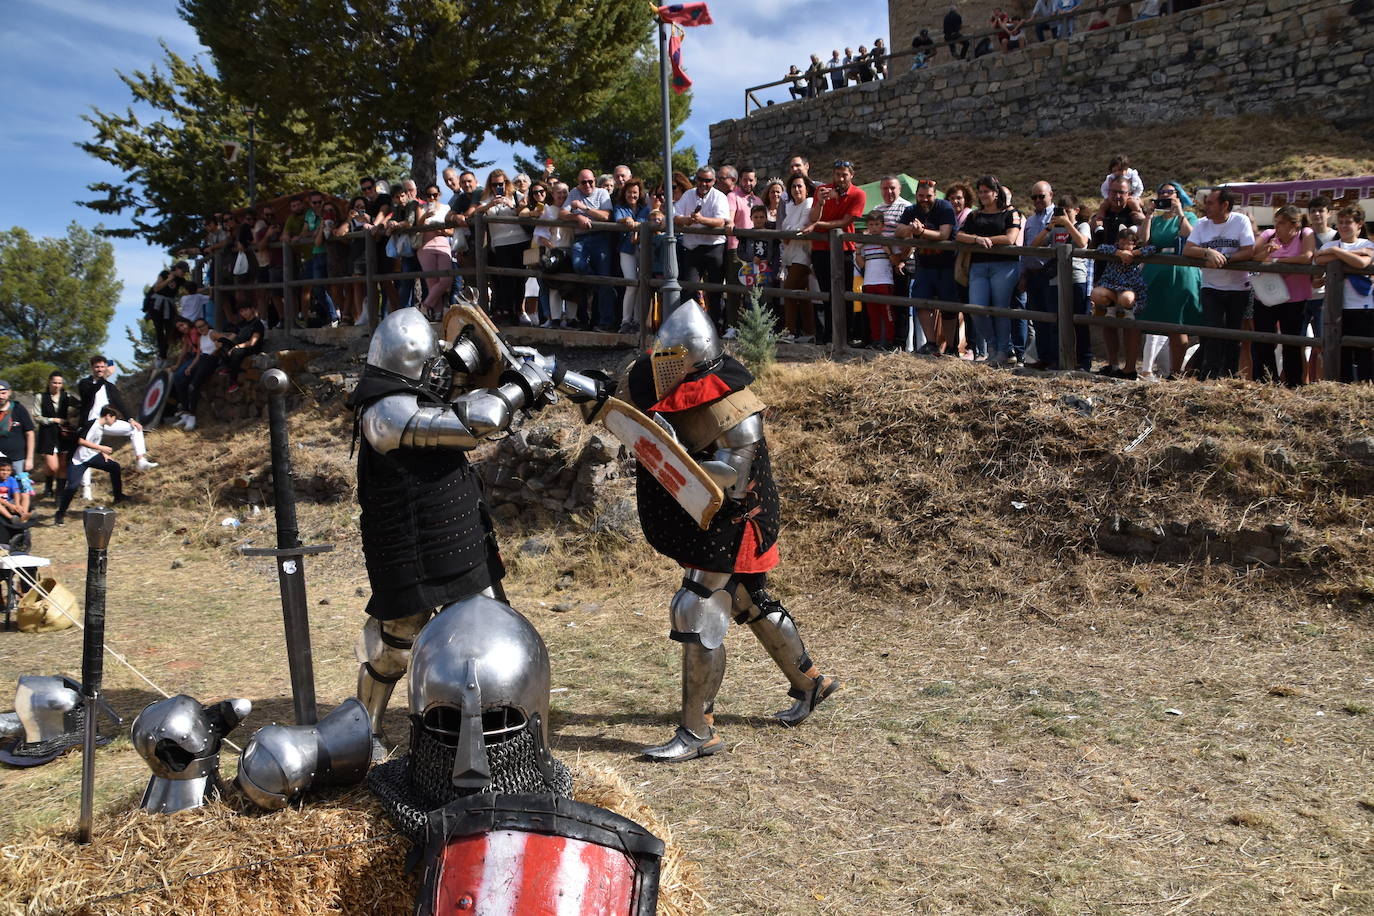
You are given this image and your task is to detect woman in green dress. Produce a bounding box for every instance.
[1138,181,1201,378]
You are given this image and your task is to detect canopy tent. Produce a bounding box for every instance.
[850,174,942,230]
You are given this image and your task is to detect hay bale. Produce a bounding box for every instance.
[0,763,703,915]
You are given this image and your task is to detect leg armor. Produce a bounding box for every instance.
[641,570,730,762]
[355,609,433,744]
[734,577,840,727]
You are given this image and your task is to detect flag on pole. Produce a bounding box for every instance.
[668,28,691,94]
[657,3,712,26]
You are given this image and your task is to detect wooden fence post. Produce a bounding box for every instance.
[636,222,653,348]
[473,212,489,315]
[828,229,847,358]
[1321,260,1344,382]
[1055,243,1076,371]
[281,242,296,333]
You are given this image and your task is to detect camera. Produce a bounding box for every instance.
[1152,199,1169,210]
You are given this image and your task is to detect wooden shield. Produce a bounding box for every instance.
[599,398,724,530]
[440,305,505,390]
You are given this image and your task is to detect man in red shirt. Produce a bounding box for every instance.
[805,160,866,345]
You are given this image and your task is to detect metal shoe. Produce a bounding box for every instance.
[774,675,840,728]
[640,725,723,763]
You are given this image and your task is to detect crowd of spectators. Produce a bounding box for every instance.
[731,153,1372,385]
[773,0,1225,93]
[785,40,892,99]
[165,147,1372,391]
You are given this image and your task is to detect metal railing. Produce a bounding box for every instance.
[744,0,1187,115]
[203,212,1373,381]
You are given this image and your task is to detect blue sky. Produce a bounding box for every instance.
[0,0,887,369]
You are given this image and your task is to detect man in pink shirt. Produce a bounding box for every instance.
[720,165,761,334]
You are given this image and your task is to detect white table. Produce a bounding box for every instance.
[0,553,51,630]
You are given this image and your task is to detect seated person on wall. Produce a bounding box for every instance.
[213,301,267,394]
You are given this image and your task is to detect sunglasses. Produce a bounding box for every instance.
[833,160,853,169]
[310,199,323,205]
[361,184,374,191]
[579,178,595,185]
[533,188,547,194]
[916,179,938,187]
[1031,193,1049,200]
[427,192,440,198]
[696,176,714,183]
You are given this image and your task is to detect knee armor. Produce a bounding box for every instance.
[669,570,733,650]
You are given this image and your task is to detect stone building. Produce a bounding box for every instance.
[712,0,1374,176]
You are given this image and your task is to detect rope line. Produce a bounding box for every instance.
[3,557,242,752]
[82,829,402,905]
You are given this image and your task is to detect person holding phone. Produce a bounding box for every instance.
[477,168,529,324]
[1136,182,1201,379]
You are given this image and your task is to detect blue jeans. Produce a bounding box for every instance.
[396,254,422,311]
[306,254,338,324]
[911,266,958,350]
[571,233,616,329]
[968,260,1019,356]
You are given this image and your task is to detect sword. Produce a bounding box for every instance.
[78,507,116,845]
[239,369,333,726]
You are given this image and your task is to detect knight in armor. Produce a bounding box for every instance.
[345,308,557,756]
[626,304,839,762]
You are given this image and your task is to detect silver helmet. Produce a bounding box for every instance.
[1,675,118,768]
[408,594,557,789]
[13,675,81,744]
[651,303,723,400]
[131,695,251,814]
[367,308,450,394]
[236,698,371,810]
[369,595,571,839]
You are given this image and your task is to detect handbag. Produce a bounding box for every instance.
[385,236,397,258]
[1250,271,1289,307]
[522,242,543,268]
[232,250,250,275]
[954,248,972,287]
[540,248,571,274]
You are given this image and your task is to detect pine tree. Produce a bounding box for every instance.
[732,284,778,373]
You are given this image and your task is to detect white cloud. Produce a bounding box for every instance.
[17,0,202,52]
[677,1,890,158]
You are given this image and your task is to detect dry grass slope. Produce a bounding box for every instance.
[1,358,1372,914]
[825,116,1374,203]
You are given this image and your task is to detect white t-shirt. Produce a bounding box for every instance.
[1190,212,1255,291]
[1320,238,1374,310]
[179,293,211,322]
[779,197,813,268]
[533,204,571,250]
[73,419,109,465]
[674,187,731,248]
[860,244,894,286]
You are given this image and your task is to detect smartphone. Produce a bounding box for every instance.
[495,183,505,196]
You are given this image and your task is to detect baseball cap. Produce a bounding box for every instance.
[0,381,10,390]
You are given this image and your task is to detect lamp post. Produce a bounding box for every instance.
[656,19,681,317]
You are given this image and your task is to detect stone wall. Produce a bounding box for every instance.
[713,0,1374,173]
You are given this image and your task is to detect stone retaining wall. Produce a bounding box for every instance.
[711,0,1374,172]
